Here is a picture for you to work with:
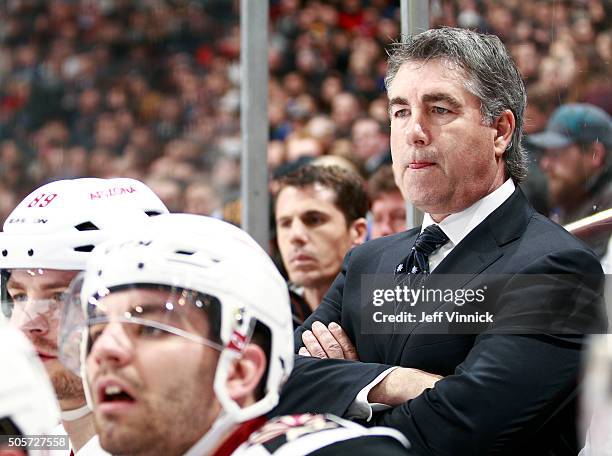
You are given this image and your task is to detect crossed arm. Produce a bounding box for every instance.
[298,321,442,406]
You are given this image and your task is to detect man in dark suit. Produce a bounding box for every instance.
[272,27,605,455]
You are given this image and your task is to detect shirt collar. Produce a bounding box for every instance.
[421,179,516,247]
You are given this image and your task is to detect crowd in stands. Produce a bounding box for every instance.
[0,0,610,230]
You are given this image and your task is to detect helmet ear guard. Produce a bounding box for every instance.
[66,214,293,424]
[213,313,291,424]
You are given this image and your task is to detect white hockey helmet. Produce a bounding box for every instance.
[0,324,60,438]
[70,214,293,424]
[0,178,169,271]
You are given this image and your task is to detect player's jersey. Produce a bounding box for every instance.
[49,423,110,456]
[232,414,410,456]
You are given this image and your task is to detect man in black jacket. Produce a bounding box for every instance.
[273,27,605,456]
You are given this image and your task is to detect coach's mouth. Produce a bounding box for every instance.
[408,161,435,169]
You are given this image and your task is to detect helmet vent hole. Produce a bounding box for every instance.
[27,249,34,256]
[1,250,6,257]
[137,262,144,269]
[74,245,95,252]
[75,221,99,231]
[174,250,194,256]
[145,211,162,217]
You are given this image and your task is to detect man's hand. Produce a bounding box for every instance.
[298,321,359,360]
[368,367,442,406]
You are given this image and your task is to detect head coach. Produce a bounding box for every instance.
[272,27,605,456]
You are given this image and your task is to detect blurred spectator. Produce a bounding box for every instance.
[275,164,367,325]
[367,165,406,239]
[304,115,337,153]
[524,86,558,135]
[520,86,558,215]
[0,0,609,238]
[268,139,287,173]
[144,176,184,213]
[331,92,362,138]
[313,155,361,175]
[531,103,612,256]
[285,131,324,163]
[184,181,222,218]
[351,116,390,175]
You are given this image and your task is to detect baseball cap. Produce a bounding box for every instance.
[528,103,612,150]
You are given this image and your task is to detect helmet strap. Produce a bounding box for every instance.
[61,404,91,421]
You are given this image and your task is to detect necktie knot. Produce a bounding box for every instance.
[413,224,449,256]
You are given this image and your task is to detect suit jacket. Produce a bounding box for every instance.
[272,188,605,456]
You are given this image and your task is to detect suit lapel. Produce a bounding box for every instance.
[384,188,534,363]
[368,228,419,360]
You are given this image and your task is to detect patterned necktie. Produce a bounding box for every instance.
[396,224,449,286]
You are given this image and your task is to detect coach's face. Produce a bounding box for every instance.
[389,59,512,221]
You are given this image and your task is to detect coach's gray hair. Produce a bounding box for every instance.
[385,27,528,183]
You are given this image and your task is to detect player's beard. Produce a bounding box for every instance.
[30,335,84,401]
[53,367,85,400]
[94,357,219,456]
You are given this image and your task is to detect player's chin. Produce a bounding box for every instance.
[98,431,142,456]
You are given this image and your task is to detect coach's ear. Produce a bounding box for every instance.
[493,109,515,158]
[349,217,368,246]
[226,344,267,404]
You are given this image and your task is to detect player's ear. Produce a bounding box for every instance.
[225,344,267,403]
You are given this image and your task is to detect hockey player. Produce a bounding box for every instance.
[0,178,168,455]
[64,214,411,456]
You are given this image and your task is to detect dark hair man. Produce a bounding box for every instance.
[275,165,368,324]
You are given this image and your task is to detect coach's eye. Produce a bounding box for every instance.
[432,106,450,114]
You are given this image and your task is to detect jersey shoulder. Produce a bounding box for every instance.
[233,413,409,456]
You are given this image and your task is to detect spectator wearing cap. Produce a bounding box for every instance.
[531,103,612,256]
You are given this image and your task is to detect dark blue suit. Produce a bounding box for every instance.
[273,189,605,455]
